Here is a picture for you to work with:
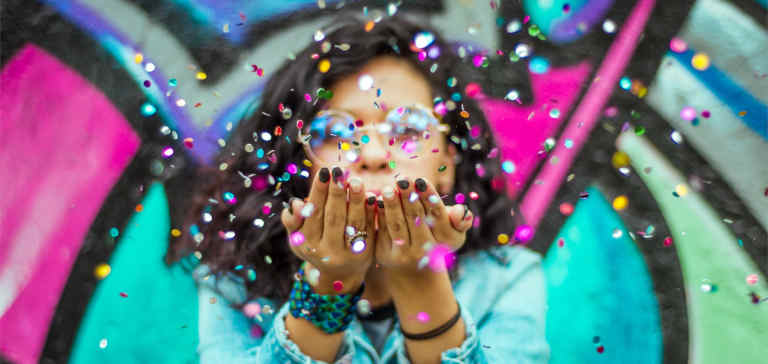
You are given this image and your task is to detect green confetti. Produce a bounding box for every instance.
[438,165,447,172]
[388,160,397,169]
[634,126,646,135]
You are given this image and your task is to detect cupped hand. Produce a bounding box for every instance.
[372,177,473,276]
[280,166,376,294]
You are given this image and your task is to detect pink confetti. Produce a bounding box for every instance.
[428,243,457,272]
[289,231,305,246]
[454,193,466,204]
[416,312,430,322]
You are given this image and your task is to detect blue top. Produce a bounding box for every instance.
[195,245,550,363]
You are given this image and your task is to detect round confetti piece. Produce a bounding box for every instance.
[559,202,574,216]
[141,102,157,116]
[675,184,688,196]
[134,53,143,63]
[469,191,479,200]
[99,338,108,349]
[612,195,628,211]
[611,151,630,169]
[596,345,605,354]
[413,31,435,49]
[455,193,466,204]
[557,238,565,247]
[680,106,697,121]
[289,231,305,246]
[669,37,687,53]
[364,20,375,32]
[663,237,673,246]
[502,160,516,174]
[94,263,111,280]
[514,224,533,243]
[135,204,143,212]
[196,71,207,80]
[171,228,181,237]
[183,137,194,149]
[691,53,710,71]
[357,299,371,316]
[332,280,344,292]
[358,74,374,90]
[317,59,331,73]
[497,233,510,244]
[746,274,758,285]
[109,227,119,238]
[243,302,261,317]
[416,311,430,322]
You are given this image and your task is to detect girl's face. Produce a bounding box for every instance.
[308,56,456,196]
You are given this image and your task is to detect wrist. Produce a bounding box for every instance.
[304,262,365,295]
[386,268,451,298]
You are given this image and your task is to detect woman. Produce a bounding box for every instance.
[170,13,549,364]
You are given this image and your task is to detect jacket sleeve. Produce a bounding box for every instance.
[196,277,364,363]
[389,254,550,364]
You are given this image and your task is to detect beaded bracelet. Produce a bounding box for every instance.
[289,267,365,334]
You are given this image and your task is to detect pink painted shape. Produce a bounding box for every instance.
[519,0,657,232]
[479,62,592,199]
[0,44,140,364]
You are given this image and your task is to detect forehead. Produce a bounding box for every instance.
[326,56,432,115]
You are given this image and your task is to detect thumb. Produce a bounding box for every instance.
[448,204,473,232]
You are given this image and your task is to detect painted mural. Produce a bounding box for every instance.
[1,0,766,363]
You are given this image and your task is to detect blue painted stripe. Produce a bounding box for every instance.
[668,49,768,140]
[756,0,767,10]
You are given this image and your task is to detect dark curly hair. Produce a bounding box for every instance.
[167,13,522,304]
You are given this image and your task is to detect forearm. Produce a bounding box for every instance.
[388,271,466,364]
[283,261,364,362]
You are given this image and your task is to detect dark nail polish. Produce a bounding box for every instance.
[377,200,384,208]
[318,168,330,183]
[367,196,376,206]
[462,205,469,219]
[332,167,343,183]
[283,201,292,215]
[414,178,427,192]
[397,179,409,190]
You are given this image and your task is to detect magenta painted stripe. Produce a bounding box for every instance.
[519,0,657,231]
[0,44,140,364]
[479,62,592,199]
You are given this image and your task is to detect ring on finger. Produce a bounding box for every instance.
[348,230,368,254]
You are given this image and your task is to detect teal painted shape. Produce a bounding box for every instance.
[543,186,662,364]
[70,183,198,364]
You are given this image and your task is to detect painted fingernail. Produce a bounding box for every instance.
[397,179,409,190]
[414,178,427,192]
[377,199,385,208]
[349,177,362,193]
[288,197,301,215]
[318,167,330,183]
[332,167,343,183]
[428,194,441,204]
[283,201,292,215]
[366,196,376,206]
[382,186,395,199]
[462,205,470,219]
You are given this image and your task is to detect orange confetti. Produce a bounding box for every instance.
[460,110,470,118]
[274,126,283,136]
[364,20,375,32]
[135,204,143,212]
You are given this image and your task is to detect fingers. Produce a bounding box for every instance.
[345,177,367,253]
[323,166,347,246]
[396,178,432,245]
[303,167,331,238]
[415,177,470,245]
[380,184,409,247]
[364,192,378,241]
[281,197,306,233]
[447,204,474,232]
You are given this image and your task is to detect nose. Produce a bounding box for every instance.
[355,133,389,171]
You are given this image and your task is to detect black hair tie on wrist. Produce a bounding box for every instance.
[400,302,461,340]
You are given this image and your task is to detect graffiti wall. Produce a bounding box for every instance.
[1,0,766,363]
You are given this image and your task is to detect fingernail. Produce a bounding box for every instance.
[462,205,469,219]
[397,179,409,190]
[366,196,376,206]
[318,168,330,183]
[382,186,395,199]
[332,167,343,183]
[349,177,362,193]
[283,201,292,215]
[377,199,385,208]
[287,197,300,215]
[414,178,427,192]
[428,194,441,204]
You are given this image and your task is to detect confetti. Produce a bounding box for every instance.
[612,195,628,211]
[196,71,207,80]
[497,233,509,244]
[141,102,157,116]
[416,312,430,322]
[559,202,574,216]
[94,263,111,280]
[663,237,673,246]
[413,31,435,49]
[317,59,331,73]
[333,280,344,292]
[680,106,697,121]
[289,231,305,246]
[514,224,533,243]
[746,274,758,285]
[358,74,374,90]
[691,53,710,71]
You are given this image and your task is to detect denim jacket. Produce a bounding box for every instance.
[195,245,549,363]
